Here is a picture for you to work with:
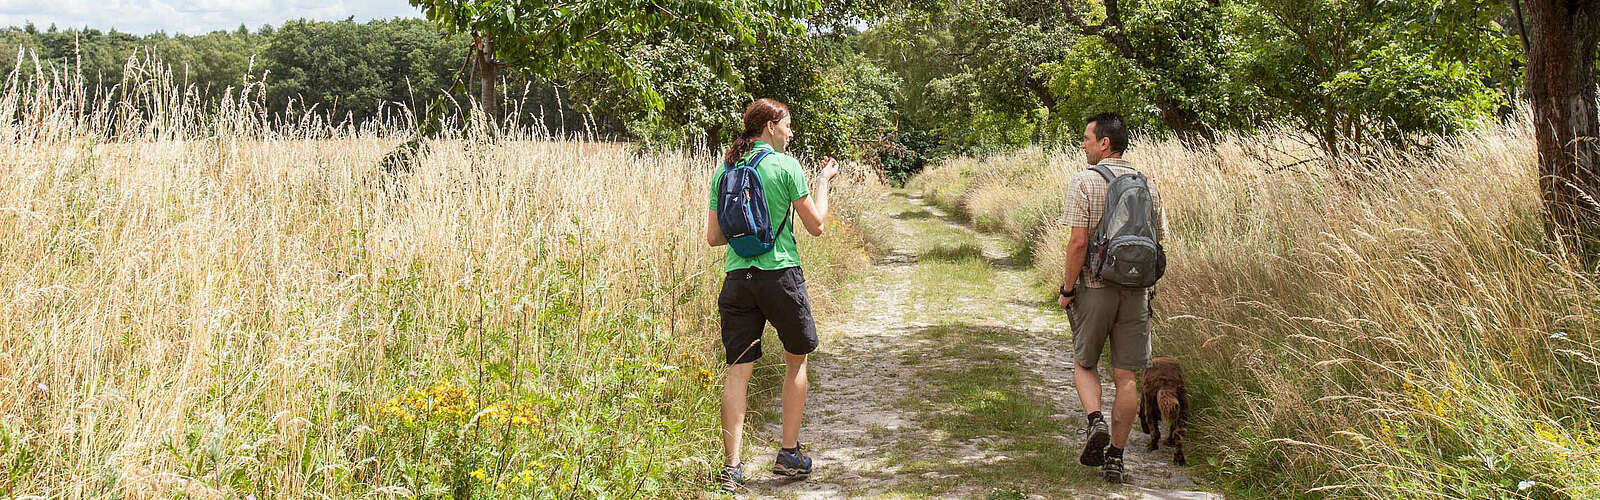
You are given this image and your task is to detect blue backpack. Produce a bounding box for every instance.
[716,150,790,258]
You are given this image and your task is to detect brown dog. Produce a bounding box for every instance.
[1139,356,1188,465]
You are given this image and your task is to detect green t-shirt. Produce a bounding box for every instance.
[708,142,810,272]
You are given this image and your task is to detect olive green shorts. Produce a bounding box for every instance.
[1068,285,1152,371]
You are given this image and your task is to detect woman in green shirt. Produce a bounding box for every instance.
[704,98,838,491]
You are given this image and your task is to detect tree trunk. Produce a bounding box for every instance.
[1321,97,1342,160]
[474,34,501,128]
[1524,0,1600,258]
[1023,74,1059,114]
[1152,94,1212,146]
[704,123,723,154]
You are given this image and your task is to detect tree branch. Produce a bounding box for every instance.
[1058,0,1091,28]
[1510,0,1531,53]
[1023,72,1058,112]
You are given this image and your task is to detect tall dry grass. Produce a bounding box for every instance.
[0,53,881,497]
[910,118,1600,498]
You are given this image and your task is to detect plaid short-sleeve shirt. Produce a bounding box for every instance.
[1060,157,1167,288]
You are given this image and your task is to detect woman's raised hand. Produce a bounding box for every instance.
[820,157,839,180]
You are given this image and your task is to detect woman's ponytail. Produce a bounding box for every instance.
[724,136,757,167]
[723,98,790,167]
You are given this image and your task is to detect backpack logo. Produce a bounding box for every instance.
[716,150,790,258]
[1087,165,1166,289]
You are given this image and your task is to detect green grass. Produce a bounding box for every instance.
[891,208,938,220]
[918,241,986,262]
[889,323,1104,496]
[876,193,999,301]
[911,258,996,301]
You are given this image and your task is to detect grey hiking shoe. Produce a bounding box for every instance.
[715,463,744,492]
[1079,417,1111,466]
[1102,452,1125,483]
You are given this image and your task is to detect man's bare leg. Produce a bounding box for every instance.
[1075,362,1102,413]
[1075,361,1114,468]
[1110,368,1139,448]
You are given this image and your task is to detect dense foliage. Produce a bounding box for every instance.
[0,0,1570,177]
[866,0,1525,159]
[0,19,598,135]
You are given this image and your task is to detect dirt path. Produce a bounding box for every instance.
[734,192,1221,499]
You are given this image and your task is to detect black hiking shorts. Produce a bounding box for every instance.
[718,266,818,364]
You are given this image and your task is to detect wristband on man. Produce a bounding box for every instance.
[1059,284,1076,298]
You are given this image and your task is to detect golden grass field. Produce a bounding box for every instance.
[0,65,884,497]
[910,116,1600,498]
[5,56,1598,498]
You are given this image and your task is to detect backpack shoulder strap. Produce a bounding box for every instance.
[753,150,791,238]
[725,149,774,170]
[1089,164,1119,244]
[773,201,792,240]
[1090,164,1117,183]
[747,150,773,169]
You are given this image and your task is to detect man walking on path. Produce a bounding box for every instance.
[1057,112,1168,483]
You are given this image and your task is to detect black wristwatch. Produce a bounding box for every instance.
[1059,284,1076,298]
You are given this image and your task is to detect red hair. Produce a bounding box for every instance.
[723,98,790,166]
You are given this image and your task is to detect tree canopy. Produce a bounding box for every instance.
[2,0,1582,181]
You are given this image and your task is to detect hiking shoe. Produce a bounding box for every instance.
[1079,417,1111,466]
[715,463,744,493]
[1102,452,1125,483]
[773,445,813,477]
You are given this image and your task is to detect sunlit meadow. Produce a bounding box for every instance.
[910,116,1600,499]
[0,55,881,497]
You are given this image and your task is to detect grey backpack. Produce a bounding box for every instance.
[1087,165,1166,289]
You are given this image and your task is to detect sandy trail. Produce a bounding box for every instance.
[734,192,1220,499]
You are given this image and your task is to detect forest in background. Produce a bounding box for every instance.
[1,1,1573,183]
[0,18,600,139]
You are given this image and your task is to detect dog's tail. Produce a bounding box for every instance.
[1157,387,1180,422]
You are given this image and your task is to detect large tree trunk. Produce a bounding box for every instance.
[704,123,722,154]
[1524,0,1600,258]
[1023,74,1059,114]
[1152,94,1212,146]
[474,34,502,128]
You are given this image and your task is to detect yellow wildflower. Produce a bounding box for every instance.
[470,468,487,481]
[1535,423,1569,450]
[1401,375,1451,417]
[1377,419,1397,446]
[1579,422,1600,450]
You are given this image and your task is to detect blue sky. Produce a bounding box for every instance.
[0,0,421,35]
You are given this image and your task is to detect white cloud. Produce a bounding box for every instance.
[0,0,419,35]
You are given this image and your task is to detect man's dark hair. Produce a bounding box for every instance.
[1086,112,1129,154]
